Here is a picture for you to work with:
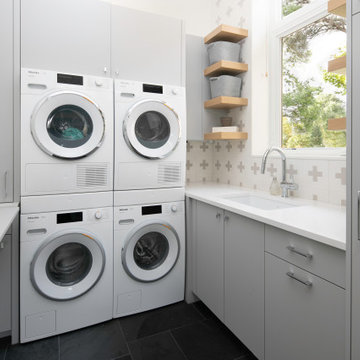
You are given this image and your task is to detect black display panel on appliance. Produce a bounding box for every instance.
[57,73,83,86]
[57,212,83,224]
[142,205,162,215]
[143,84,163,94]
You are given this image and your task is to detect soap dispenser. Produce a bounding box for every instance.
[269,177,281,196]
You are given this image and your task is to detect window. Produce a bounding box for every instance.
[270,0,346,155]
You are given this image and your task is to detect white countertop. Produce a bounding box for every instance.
[0,202,19,241]
[186,183,346,251]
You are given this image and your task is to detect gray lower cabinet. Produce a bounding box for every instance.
[0,0,14,203]
[193,201,265,359]
[224,212,264,360]
[0,235,11,334]
[111,5,184,86]
[265,252,345,360]
[193,201,224,321]
[21,0,111,77]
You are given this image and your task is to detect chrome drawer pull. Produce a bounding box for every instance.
[216,213,221,219]
[286,271,313,287]
[286,245,313,260]
[224,215,230,222]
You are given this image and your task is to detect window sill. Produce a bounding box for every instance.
[252,148,347,161]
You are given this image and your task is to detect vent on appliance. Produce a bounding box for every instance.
[77,164,108,188]
[158,163,182,184]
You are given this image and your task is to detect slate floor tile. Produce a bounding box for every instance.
[60,320,128,360]
[192,301,218,320]
[172,318,251,360]
[5,336,58,360]
[118,301,203,341]
[129,332,186,360]
[0,337,10,360]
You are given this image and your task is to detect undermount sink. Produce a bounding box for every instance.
[223,194,298,210]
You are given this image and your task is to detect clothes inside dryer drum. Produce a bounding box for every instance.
[47,105,93,148]
[135,111,170,149]
[133,232,170,270]
[46,242,93,287]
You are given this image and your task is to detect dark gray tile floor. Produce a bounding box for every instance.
[1,301,257,360]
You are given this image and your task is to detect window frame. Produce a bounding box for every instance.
[268,0,346,158]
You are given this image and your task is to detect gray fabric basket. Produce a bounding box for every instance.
[207,41,241,65]
[209,75,242,98]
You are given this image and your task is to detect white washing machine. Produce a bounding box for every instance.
[113,188,185,318]
[21,68,114,197]
[114,79,186,191]
[20,192,113,343]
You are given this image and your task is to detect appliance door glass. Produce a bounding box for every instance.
[31,231,105,300]
[123,100,180,159]
[122,222,179,282]
[31,91,105,159]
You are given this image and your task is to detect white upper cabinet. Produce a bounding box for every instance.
[0,0,14,203]
[21,0,111,77]
[111,5,184,86]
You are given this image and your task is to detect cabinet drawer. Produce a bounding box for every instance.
[265,253,345,360]
[265,225,345,288]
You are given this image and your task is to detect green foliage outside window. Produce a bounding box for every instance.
[281,0,346,148]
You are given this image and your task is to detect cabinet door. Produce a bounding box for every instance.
[0,235,11,333]
[194,201,224,320]
[0,0,14,203]
[185,35,226,140]
[186,35,203,140]
[111,6,184,86]
[265,253,345,360]
[224,212,265,360]
[21,0,111,77]
[353,0,360,14]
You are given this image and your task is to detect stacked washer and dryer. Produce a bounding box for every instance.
[20,69,115,342]
[113,80,186,318]
[19,71,187,342]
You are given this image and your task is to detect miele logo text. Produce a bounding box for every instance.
[28,71,39,74]
[27,216,39,220]
[119,208,128,212]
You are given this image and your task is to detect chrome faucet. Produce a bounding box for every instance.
[261,147,298,198]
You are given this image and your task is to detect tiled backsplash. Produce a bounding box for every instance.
[186,141,346,207]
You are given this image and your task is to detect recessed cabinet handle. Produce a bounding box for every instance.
[286,245,313,260]
[4,171,8,199]
[216,213,221,219]
[286,271,313,287]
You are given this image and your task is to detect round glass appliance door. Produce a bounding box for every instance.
[31,91,105,159]
[123,100,181,159]
[122,222,180,282]
[30,231,105,300]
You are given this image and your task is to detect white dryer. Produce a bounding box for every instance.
[20,192,113,342]
[113,188,185,318]
[21,68,114,197]
[114,79,186,191]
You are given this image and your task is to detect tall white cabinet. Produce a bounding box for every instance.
[111,5,184,86]
[0,0,14,204]
[21,0,111,77]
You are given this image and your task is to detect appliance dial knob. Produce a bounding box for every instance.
[171,89,178,95]
[95,211,102,219]
[171,205,177,213]
[95,80,103,87]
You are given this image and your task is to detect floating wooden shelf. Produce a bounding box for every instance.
[328,117,346,130]
[204,131,248,140]
[204,60,248,77]
[204,96,248,109]
[328,55,346,75]
[204,24,248,44]
[328,0,346,17]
